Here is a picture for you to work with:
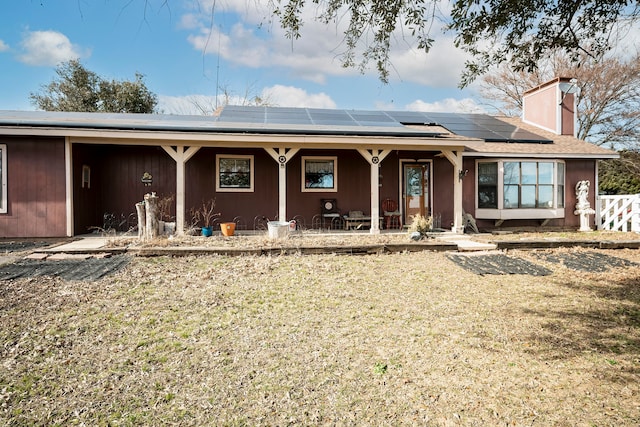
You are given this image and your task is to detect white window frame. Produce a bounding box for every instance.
[216,154,254,192]
[0,144,6,214]
[475,159,566,220]
[301,156,338,192]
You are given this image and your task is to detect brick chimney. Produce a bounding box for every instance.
[522,77,577,137]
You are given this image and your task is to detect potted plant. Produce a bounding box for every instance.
[190,199,220,237]
[157,194,176,235]
[220,220,236,237]
[407,213,433,240]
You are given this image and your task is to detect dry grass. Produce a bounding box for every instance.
[1,247,639,426]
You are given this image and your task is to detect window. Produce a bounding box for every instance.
[476,159,565,219]
[0,145,6,214]
[216,155,254,192]
[82,165,91,189]
[302,156,337,192]
[503,161,555,208]
[477,162,498,208]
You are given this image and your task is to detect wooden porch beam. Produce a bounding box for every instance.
[162,145,201,235]
[65,137,73,237]
[357,149,391,234]
[264,148,300,222]
[441,149,464,233]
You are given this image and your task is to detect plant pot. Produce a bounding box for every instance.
[220,222,236,236]
[164,222,176,236]
[201,226,213,237]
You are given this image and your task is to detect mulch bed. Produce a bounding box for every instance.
[0,254,131,281]
[448,249,640,275]
[0,241,52,253]
[539,251,639,272]
[446,252,553,276]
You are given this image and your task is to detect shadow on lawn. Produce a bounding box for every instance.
[522,272,640,381]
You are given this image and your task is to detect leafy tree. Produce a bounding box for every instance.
[479,50,640,149]
[599,151,640,195]
[272,0,640,85]
[30,60,158,113]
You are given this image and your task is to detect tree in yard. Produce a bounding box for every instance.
[30,59,158,113]
[599,150,640,195]
[479,50,640,149]
[187,83,274,116]
[479,50,640,195]
[271,0,640,85]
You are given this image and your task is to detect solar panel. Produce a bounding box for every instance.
[212,106,552,142]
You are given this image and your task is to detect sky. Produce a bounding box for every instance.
[0,0,487,115]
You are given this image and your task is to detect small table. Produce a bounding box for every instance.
[344,215,372,230]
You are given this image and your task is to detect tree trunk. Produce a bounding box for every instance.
[136,202,146,240]
[145,192,159,240]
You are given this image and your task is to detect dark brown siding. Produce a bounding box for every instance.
[564,159,597,227]
[73,144,176,234]
[433,156,455,228]
[287,150,371,225]
[186,148,373,229]
[0,136,67,238]
[186,147,278,226]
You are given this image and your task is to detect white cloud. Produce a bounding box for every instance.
[18,30,86,66]
[405,98,486,114]
[178,13,201,30]
[181,0,471,85]
[157,85,336,114]
[388,37,471,87]
[157,94,220,115]
[0,40,8,52]
[261,85,336,108]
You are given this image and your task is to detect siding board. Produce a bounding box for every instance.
[0,136,66,238]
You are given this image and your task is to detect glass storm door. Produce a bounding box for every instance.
[404,163,430,225]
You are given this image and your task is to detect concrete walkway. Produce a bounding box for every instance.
[435,234,498,252]
[44,236,111,252]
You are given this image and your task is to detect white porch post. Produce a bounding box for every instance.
[357,149,391,234]
[162,146,200,235]
[65,137,74,236]
[265,148,300,222]
[441,150,464,233]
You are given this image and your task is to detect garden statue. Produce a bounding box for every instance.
[574,180,595,232]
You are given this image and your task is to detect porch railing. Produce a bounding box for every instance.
[596,194,640,232]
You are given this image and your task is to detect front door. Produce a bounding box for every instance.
[403,162,430,225]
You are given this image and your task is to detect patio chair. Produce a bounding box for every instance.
[321,199,341,229]
[291,215,306,230]
[382,199,402,229]
[233,216,247,230]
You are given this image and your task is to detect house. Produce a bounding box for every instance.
[0,78,617,238]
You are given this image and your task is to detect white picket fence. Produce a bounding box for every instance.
[596,194,640,232]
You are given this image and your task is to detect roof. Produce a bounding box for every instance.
[0,107,618,159]
[462,116,618,159]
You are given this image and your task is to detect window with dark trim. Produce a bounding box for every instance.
[216,154,254,192]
